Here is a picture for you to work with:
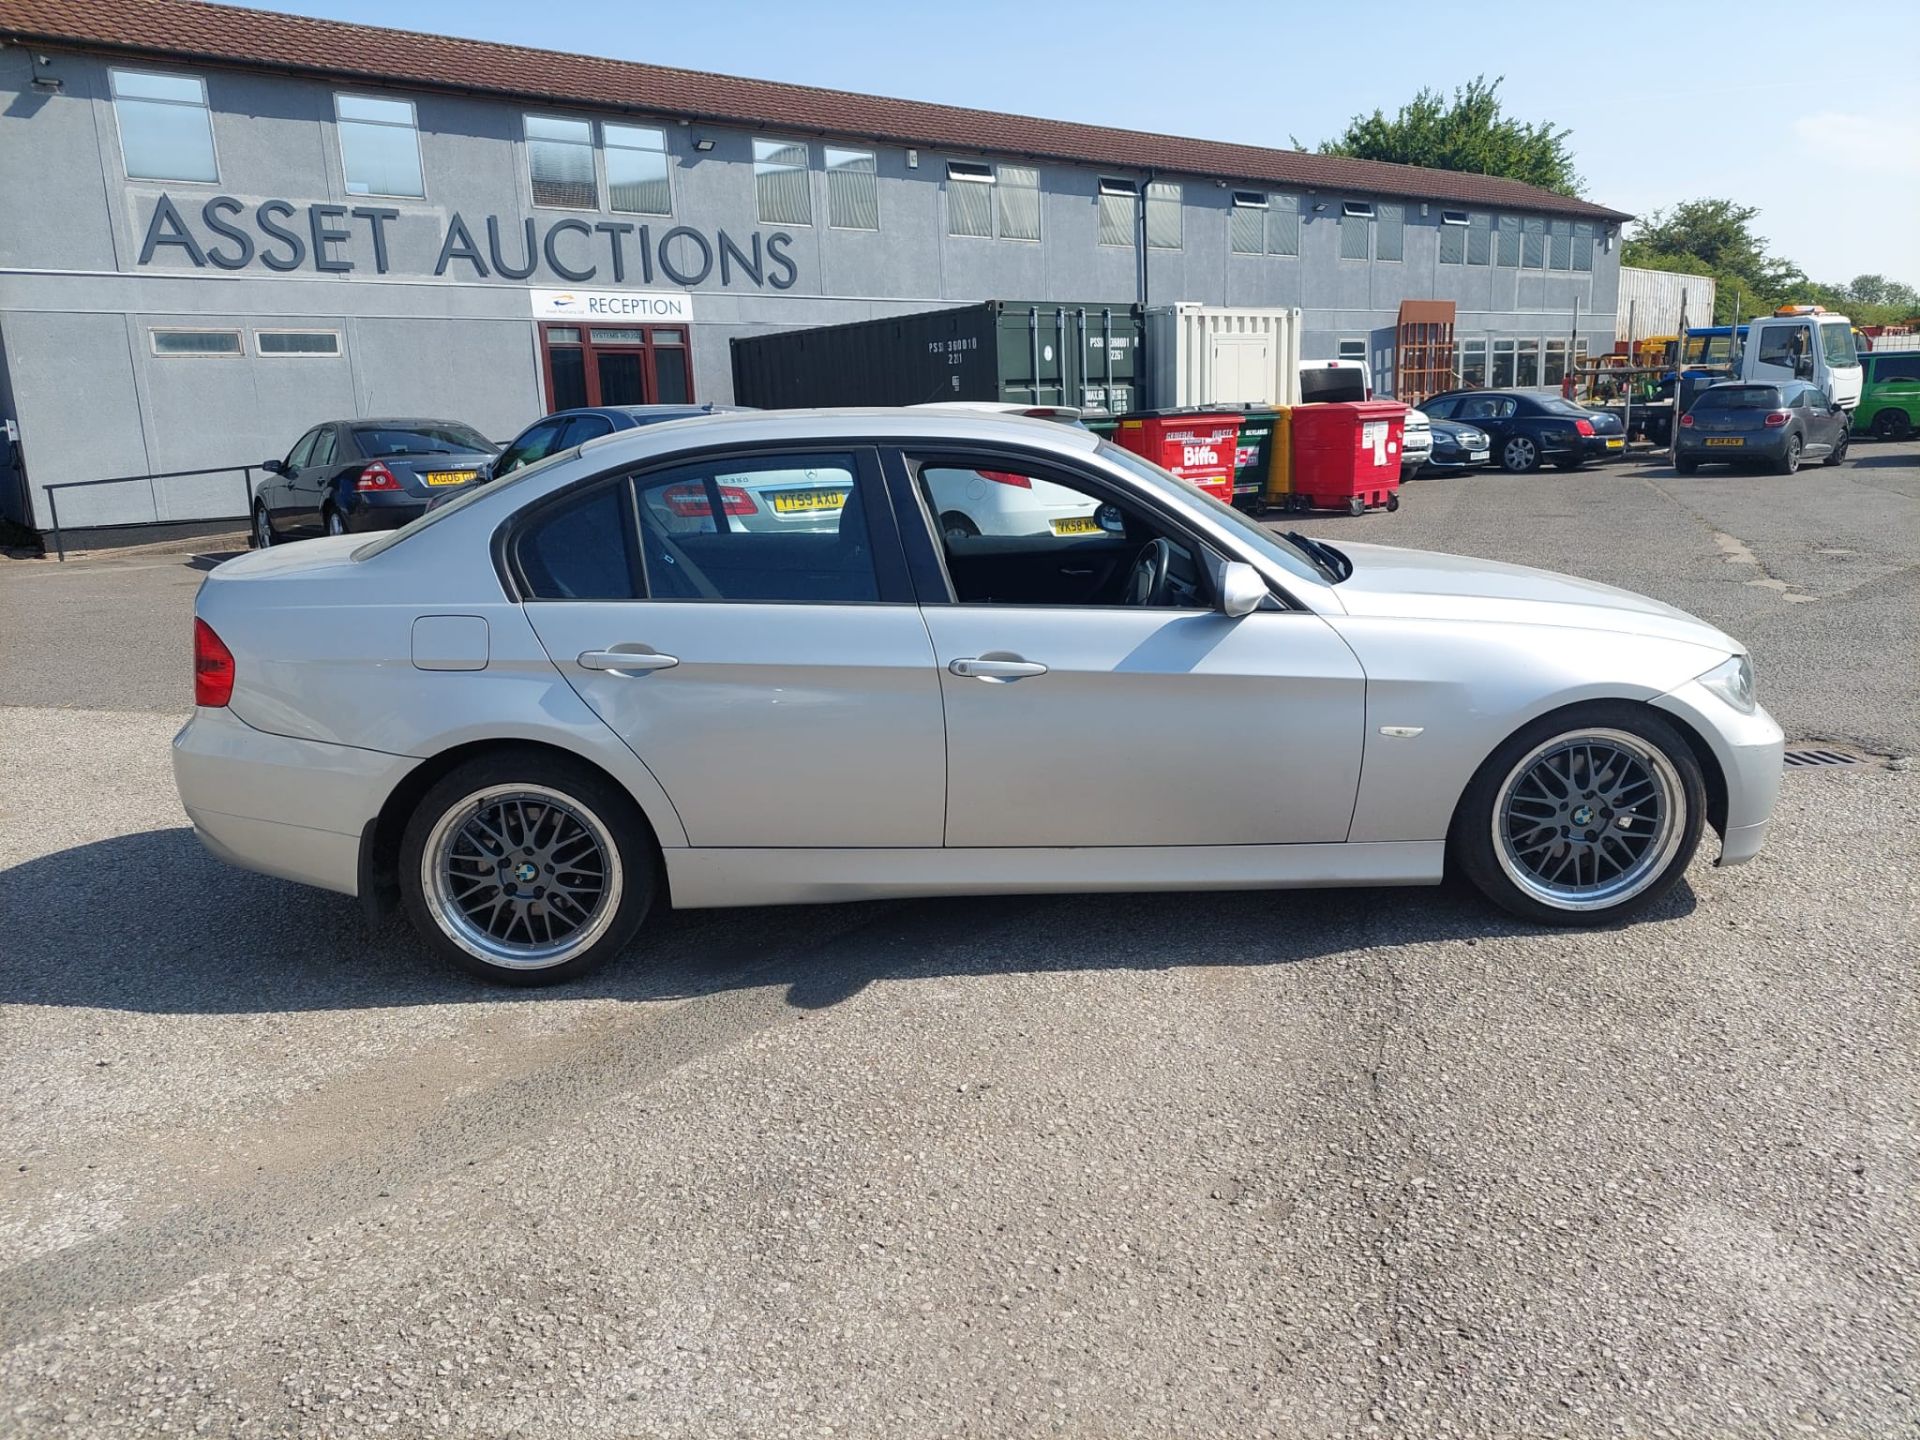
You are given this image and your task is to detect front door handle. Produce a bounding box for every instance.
[578,649,680,673]
[949,656,1048,680]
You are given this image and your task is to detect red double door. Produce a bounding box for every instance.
[538,323,693,410]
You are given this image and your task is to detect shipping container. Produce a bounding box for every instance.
[1142,305,1303,408]
[1616,266,1717,342]
[730,301,1142,415]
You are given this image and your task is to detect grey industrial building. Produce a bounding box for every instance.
[0,0,1630,533]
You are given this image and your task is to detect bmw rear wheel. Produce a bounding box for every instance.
[1502,436,1540,473]
[400,751,656,984]
[1453,705,1706,925]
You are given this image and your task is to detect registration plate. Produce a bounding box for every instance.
[425,470,477,486]
[770,489,848,514]
[1469,450,1490,462]
[1051,515,1102,536]
[1605,437,1625,450]
[1704,437,1744,448]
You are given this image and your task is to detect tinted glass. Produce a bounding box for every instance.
[1873,356,1920,383]
[651,348,692,405]
[1422,396,1460,419]
[1756,326,1809,368]
[558,414,615,447]
[518,484,638,600]
[1693,386,1782,410]
[549,346,588,411]
[495,419,566,476]
[257,331,340,355]
[354,423,494,455]
[309,429,336,466]
[286,429,320,469]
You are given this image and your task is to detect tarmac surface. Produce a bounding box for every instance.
[1,446,1915,1438]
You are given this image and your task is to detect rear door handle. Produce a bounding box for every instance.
[578,649,679,673]
[949,656,1047,680]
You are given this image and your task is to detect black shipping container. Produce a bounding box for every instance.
[730,301,1142,415]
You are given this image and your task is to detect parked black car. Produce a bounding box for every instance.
[1673,381,1850,475]
[488,403,752,480]
[1420,416,1492,473]
[255,419,497,545]
[1420,391,1623,473]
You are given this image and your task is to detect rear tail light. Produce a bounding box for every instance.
[193,618,235,708]
[661,481,757,518]
[1573,418,1595,436]
[977,469,1033,489]
[1679,413,1695,427]
[1763,411,1789,427]
[355,461,402,492]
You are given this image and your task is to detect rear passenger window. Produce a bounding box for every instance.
[633,454,878,603]
[516,484,639,600]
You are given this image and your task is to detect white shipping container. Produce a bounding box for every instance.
[1616,266,1717,340]
[1144,305,1303,408]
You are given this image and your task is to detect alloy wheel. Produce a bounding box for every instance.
[326,510,346,536]
[1491,728,1685,911]
[1503,437,1537,472]
[420,784,624,970]
[254,506,273,549]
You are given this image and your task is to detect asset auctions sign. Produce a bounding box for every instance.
[530,289,693,320]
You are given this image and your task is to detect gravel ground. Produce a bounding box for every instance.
[1,446,1915,1438]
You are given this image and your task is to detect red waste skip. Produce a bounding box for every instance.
[1288,400,1405,515]
[1112,410,1244,503]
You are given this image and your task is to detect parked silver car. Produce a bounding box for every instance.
[176,411,1783,984]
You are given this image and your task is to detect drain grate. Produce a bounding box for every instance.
[1783,747,1865,770]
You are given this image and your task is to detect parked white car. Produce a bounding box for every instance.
[176,410,1783,984]
[912,403,1101,538]
[1400,408,1433,476]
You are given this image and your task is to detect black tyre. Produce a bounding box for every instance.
[1871,408,1911,441]
[1501,435,1541,473]
[1673,456,1699,475]
[1347,495,1366,516]
[252,502,275,550]
[939,510,980,542]
[324,507,348,537]
[399,749,657,985]
[1450,703,1706,927]
[1385,492,1401,512]
[1824,431,1850,466]
[1774,434,1802,475]
[1553,459,1585,472]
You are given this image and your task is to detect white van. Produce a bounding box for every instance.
[1738,307,1863,409]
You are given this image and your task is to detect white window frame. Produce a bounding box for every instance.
[1339,201,1374,261]
[824,145,879,231]
[994,163,1040,243]
[1229,191,1267,256]
[149,327,244,358]
[333,92,425,200]
[945,160,995,239]
[605,122,674,218]
[1145,179,1182,251]
[524,113,601,212]
[109,67,219,185]
[753,136,813,227]
[1337,338,1367,361]
[1097,177,1139,248]
[254,328,343,358]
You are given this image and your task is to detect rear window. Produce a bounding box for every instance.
[354,423,495,457]
[1300,368,1367,403]
[1536,398,1591,417]
[1693,386,1781,410]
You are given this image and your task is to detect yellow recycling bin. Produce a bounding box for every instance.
[1260,405,1294,508]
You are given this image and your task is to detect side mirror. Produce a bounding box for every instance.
[1218,561,1267,619]
[261,458,285,475]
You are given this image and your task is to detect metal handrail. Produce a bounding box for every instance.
[43,464,256,562]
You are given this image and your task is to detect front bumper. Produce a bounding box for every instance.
[1424,445,1491,471]
[173,706,421,896]
[1650,679,1785,866]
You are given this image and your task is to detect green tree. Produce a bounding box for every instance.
[1311,76,1582,198]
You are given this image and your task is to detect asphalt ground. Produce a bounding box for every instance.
[1,444,1915,1438]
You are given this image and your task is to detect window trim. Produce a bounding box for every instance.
[604,120,674,219]
[1337,338,1368,362]
[752,135,814,228]
[1440,209,1470,227]
[333,91,425,200]
[524,112,601,213]
[109,66,220,185]
[1341,201,1376,219]
[148,326,244,358]
[254,328,343,358]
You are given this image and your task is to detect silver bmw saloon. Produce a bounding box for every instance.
[175,410,1784,984]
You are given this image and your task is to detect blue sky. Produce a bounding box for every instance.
[253,0,1920,284]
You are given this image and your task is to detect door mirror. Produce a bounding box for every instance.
[261,458,286,475]
[1218,561,1267,619]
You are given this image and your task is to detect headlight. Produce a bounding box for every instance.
[1698,653,1755,714]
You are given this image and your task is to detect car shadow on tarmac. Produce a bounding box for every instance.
[5,824,1700,1017]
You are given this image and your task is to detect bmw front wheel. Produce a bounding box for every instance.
[1452,705,1706,926]
[399,750,656,984]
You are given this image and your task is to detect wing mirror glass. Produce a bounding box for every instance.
[261,458,285,475]
[1096,503,1126,534]
[1219,561,1266,619]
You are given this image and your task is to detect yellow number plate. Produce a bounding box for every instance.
[1051,515,1102,536]
[425,470,476,486]
[1605,437,1625,449]
[1704,437,1744,447]
[771,489,848,514]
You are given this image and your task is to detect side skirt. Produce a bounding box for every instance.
[665,841,1445,909]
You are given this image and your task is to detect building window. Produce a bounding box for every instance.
[607,123,671,216]
[1496,215,1521,267]
[1145,180,1181,250]
[1098,178,1138,247]
[1340,202,1373,261]
[1338,338,1367,361]
[754,138,812,226]
[111,69,217,183]
[1549,220,1573,271]
[1516,338,1541,387]
[1467,212,1492,266]
[1491,338,1517,388]
[1459,338,1488,387]
[526,116,597,209]
[150,328,242,357]
[1268,193,1300,257]
[1229,192,1265,255]
[1544,339,1569,387]
[1375,203,1404,263]
[825,147,879,230]
[996,164,1040,242]
[946,161,994,237]
[1437,210,1468,265]
[335,94,423,198]
[256,330,342,357]
[1522,217,1547,268]
[1572,222,1595,273]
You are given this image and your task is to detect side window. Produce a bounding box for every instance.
[1423,397,1459,420]
[911,457,1207,609]
[1883,356,1920,383]
[285,429,320,470]
[633,453,876,603]
[1491,398,1518,420]
[1757,325,1810,368]
[558,414,616,447]
[516,483,640,600]
[495,418,568,477]
[309,428,337,467]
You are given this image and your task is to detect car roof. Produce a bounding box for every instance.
[574,406,1104,460]
[338,417,481,427]
[549,403,754,425]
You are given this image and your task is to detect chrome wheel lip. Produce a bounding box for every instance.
[421,783,623,970]
[1490,727,1686,913]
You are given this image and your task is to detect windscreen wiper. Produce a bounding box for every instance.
[1284,530,1352,583]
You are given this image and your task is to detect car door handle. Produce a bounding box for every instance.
[949,657,1047,680]
[578,649,680,673]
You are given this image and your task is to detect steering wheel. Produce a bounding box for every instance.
[1124,538,1172,607]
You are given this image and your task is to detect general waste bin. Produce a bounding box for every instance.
[1287,401,1404,515]
[1111,410,1244,503]
[1228,406,1283,503]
